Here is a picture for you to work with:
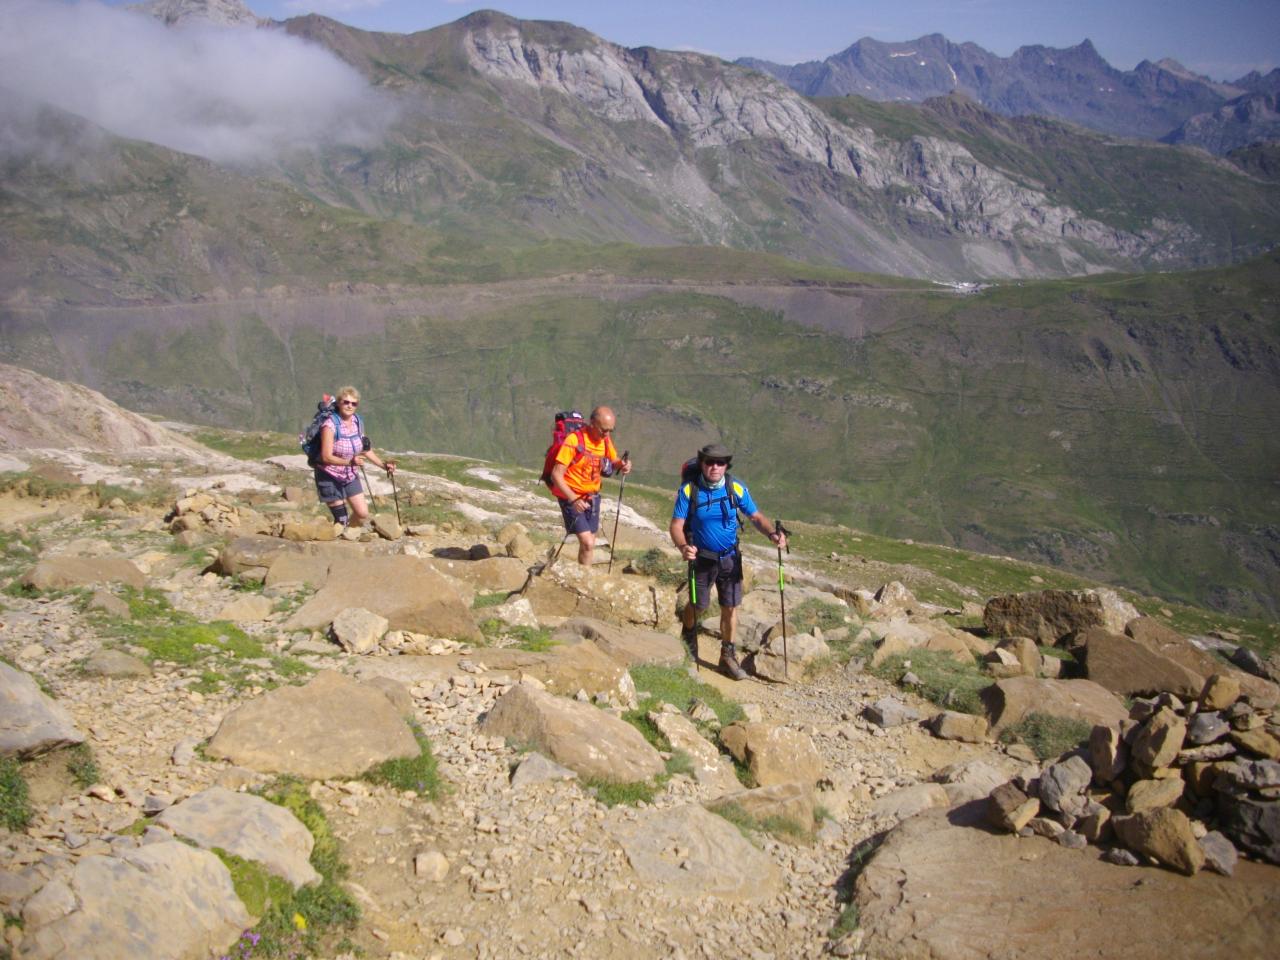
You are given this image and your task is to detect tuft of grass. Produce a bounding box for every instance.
[999,712,1093,762]
[618,548,687,586]
[93,588,268,665]
[583,777,658,807]
[868,649,991,715]
[194,429,298,461]
[665,751,695,779]
[788,598,849,635]
[65,743,100,788]
[472,591,510,609]
[629,664,745,728]
[0,759,33,832]
[478,618,558,652]
[231,777,360,957]
[364,722,443,798]
[214,849,295,918]
[711,801,811,843]
[829,903,860,941]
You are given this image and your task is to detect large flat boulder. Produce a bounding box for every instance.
[1125,617,1279,707]
[0,662,85,758]
[984,589,1138,643]
[524,563,676,631]
[605,804,781,899]
[480,682,663,783]
[284,555,479,641]
[158,787,319,888]
[651,711,741,796]
[205,671,420,779]
[264,552,331,589]
[1079,628,1205,699]
[706,781,815,835]
[18,842,250,960]
[429,556,529,592]
[980,676,1127,736]
[475,640,635,704]
[553,617,684,667]
[855,808,1280,960]
[213,535,302,577]
[19,555,145,592]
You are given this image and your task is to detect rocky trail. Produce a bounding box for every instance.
[2,370,1279,960]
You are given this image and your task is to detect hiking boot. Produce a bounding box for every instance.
[719,643,748,681]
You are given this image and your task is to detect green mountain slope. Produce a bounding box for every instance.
[6,252,1278,619]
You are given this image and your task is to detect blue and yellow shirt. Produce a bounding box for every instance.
[672,477,757,555]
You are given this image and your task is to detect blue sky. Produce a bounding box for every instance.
[110,1,1278,80]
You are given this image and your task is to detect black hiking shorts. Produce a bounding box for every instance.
[314,469,363,503]
[558,493,601,535]
[690,550,743,610]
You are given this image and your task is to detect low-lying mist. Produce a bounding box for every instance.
[0,0,398,165]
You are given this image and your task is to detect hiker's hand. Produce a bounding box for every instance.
[680,543,698,561]
[351,454,365,467]
[573,497,590,514]
[384,461,397,475]
[770,530,787,550]
[618,459,632,476]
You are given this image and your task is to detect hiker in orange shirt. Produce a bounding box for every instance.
[549,406,632,566]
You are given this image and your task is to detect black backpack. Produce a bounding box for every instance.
[300,394,363,466]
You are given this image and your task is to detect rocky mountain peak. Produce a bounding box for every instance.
[129,0,264,28]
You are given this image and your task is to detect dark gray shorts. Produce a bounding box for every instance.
[314,469,363,503]
[690,551,743,609]
[558,494,601,534]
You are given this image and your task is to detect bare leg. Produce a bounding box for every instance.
[575,530,595,566]
[719,605,738,647]
[347,493,370,526]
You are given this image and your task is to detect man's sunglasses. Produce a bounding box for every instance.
[704,458,730,467]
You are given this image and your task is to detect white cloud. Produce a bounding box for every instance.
[0,0,398,165]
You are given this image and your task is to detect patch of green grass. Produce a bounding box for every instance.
[618,548,687,586]
[665,751,695,779]
[789,598,849,635]
[95,588,268,665]
[394,455,502,490]
[477,618,559,652]
[711,801,810,843]
[194,429,298,461]
[629,664,745,728]
[583,777,658,807]
[0,759,33,831]
[365,722,443,798]
[829,903,860,941]
[1038,645,1074,661]
[999,712,1093,762]
[214,849,295,918]
[869,649,991,715]
[472,591,510,609]
[234,778,359,956]
[65,743,100,788]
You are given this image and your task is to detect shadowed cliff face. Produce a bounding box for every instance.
[4,252,1279,619]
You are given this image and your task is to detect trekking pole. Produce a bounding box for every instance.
[547,532,571,570]
[387,466,402,526]
[606,451,630,574]
[359,463,377,512]
[776,520,791,679]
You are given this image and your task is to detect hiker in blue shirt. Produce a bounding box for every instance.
[669,443,786,680]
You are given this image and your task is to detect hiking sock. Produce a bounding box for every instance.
[329,504,349,526]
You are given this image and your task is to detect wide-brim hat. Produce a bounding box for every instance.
[697,442,733,463]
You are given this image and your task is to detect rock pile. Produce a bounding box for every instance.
[986,672,1279,874]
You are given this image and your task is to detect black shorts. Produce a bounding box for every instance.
[558,494,601,535]
[314,469,363,503]
[689,551,743,610]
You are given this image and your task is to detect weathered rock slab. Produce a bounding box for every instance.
[18,842,250,960]
[605,804,781,899]
[158,786,319,888]
[19,555,145,592]
[856,808,1280,960]
[0,662,85,758]
[981,676,1127,736]
[205,671,419,778]
[481,683,663,783]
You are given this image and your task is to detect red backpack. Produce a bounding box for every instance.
[540,410,588,489]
